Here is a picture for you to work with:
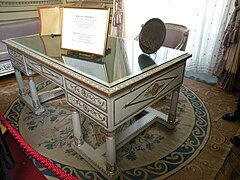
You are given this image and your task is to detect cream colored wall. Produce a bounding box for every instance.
[0,0,65,23]
[0,0,113,23]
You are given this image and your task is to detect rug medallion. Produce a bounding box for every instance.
[5,80,210,179]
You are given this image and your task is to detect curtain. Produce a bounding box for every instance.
[111,0,126,37]
[213,0,240,91]
[111,0,234,74]
[110,1,131,80]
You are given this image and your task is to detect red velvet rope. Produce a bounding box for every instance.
[0,113,80,180]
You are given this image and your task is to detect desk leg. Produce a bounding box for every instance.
[167,87,180,129]
[71,111,84,146]
[14,69,26,96]
[14,69,44,115]
[106,131,117,174]
[28,75,40,108]
[28,75,44,115]
[71,111,120,178]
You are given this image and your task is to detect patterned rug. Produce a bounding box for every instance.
[4,80,210,179]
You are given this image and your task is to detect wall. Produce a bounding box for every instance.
[0,0,113,24]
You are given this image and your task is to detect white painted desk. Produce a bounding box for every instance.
[4,35,191,179]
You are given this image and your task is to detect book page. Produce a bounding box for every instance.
[38,7,63,36]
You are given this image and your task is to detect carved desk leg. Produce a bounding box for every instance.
[15,68,45,115]
[71,110,120,179]
[28,73,45,115]
[167,87,180,129]
[105,131,117,174]
[14,69,26,96]
[71,110,84,146]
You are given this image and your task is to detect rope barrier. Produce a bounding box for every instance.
[0,113,80,180]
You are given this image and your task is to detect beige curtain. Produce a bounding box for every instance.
[111,0,126,37]
[214,0,240,91]
[109,0,130,81]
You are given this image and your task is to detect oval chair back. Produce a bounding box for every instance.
[162,23,189,51]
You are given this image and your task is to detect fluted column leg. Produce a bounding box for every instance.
[72,110,84,146]
[14,69,26,96]
[105,131,116,174]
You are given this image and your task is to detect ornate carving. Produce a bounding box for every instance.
[0,61,14,76]
[11,59,26,73]
[67,93,108,127]
[42,67,63,86]
[145,82,165,97]
[8,49,24,62]
[123,76,177,109]
[66,79,107,112]
[26,58,42,72]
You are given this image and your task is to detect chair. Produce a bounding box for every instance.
[135,22,189,51]
[162,23,189,51]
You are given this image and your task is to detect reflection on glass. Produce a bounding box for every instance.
[62,55,108,82]
[62,37,132,85]
[138,54,156,70]
[13,35,186,87]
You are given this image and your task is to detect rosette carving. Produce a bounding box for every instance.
[145,82,165,97]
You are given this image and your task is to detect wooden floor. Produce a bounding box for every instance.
[0,73,29,88]
[1,73,240,179]
[0,73,18,88]
[216,146,240,180]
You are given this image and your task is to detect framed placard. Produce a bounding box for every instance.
[61,7,110,56]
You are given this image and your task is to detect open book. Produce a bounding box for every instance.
[38,6,63,36]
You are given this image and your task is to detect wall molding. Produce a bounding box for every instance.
[0,0,63,7]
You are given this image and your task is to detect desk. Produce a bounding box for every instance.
[4,35,191,179]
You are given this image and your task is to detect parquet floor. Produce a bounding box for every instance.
[0,73,18,88]
[216,146,240,180]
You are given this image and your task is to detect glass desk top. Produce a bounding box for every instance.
[10,34,187,88]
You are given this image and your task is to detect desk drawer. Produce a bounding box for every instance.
[8,49,24,62]
[26,58,41,72]
[26,58,63,87]
[42,67,63,87]
[8,49,27,73]
[66,92,108,128]
[65,79,107,112]
[114,64,185,126]
[10,58,26,74]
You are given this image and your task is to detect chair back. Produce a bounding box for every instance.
[162,23,189,51]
